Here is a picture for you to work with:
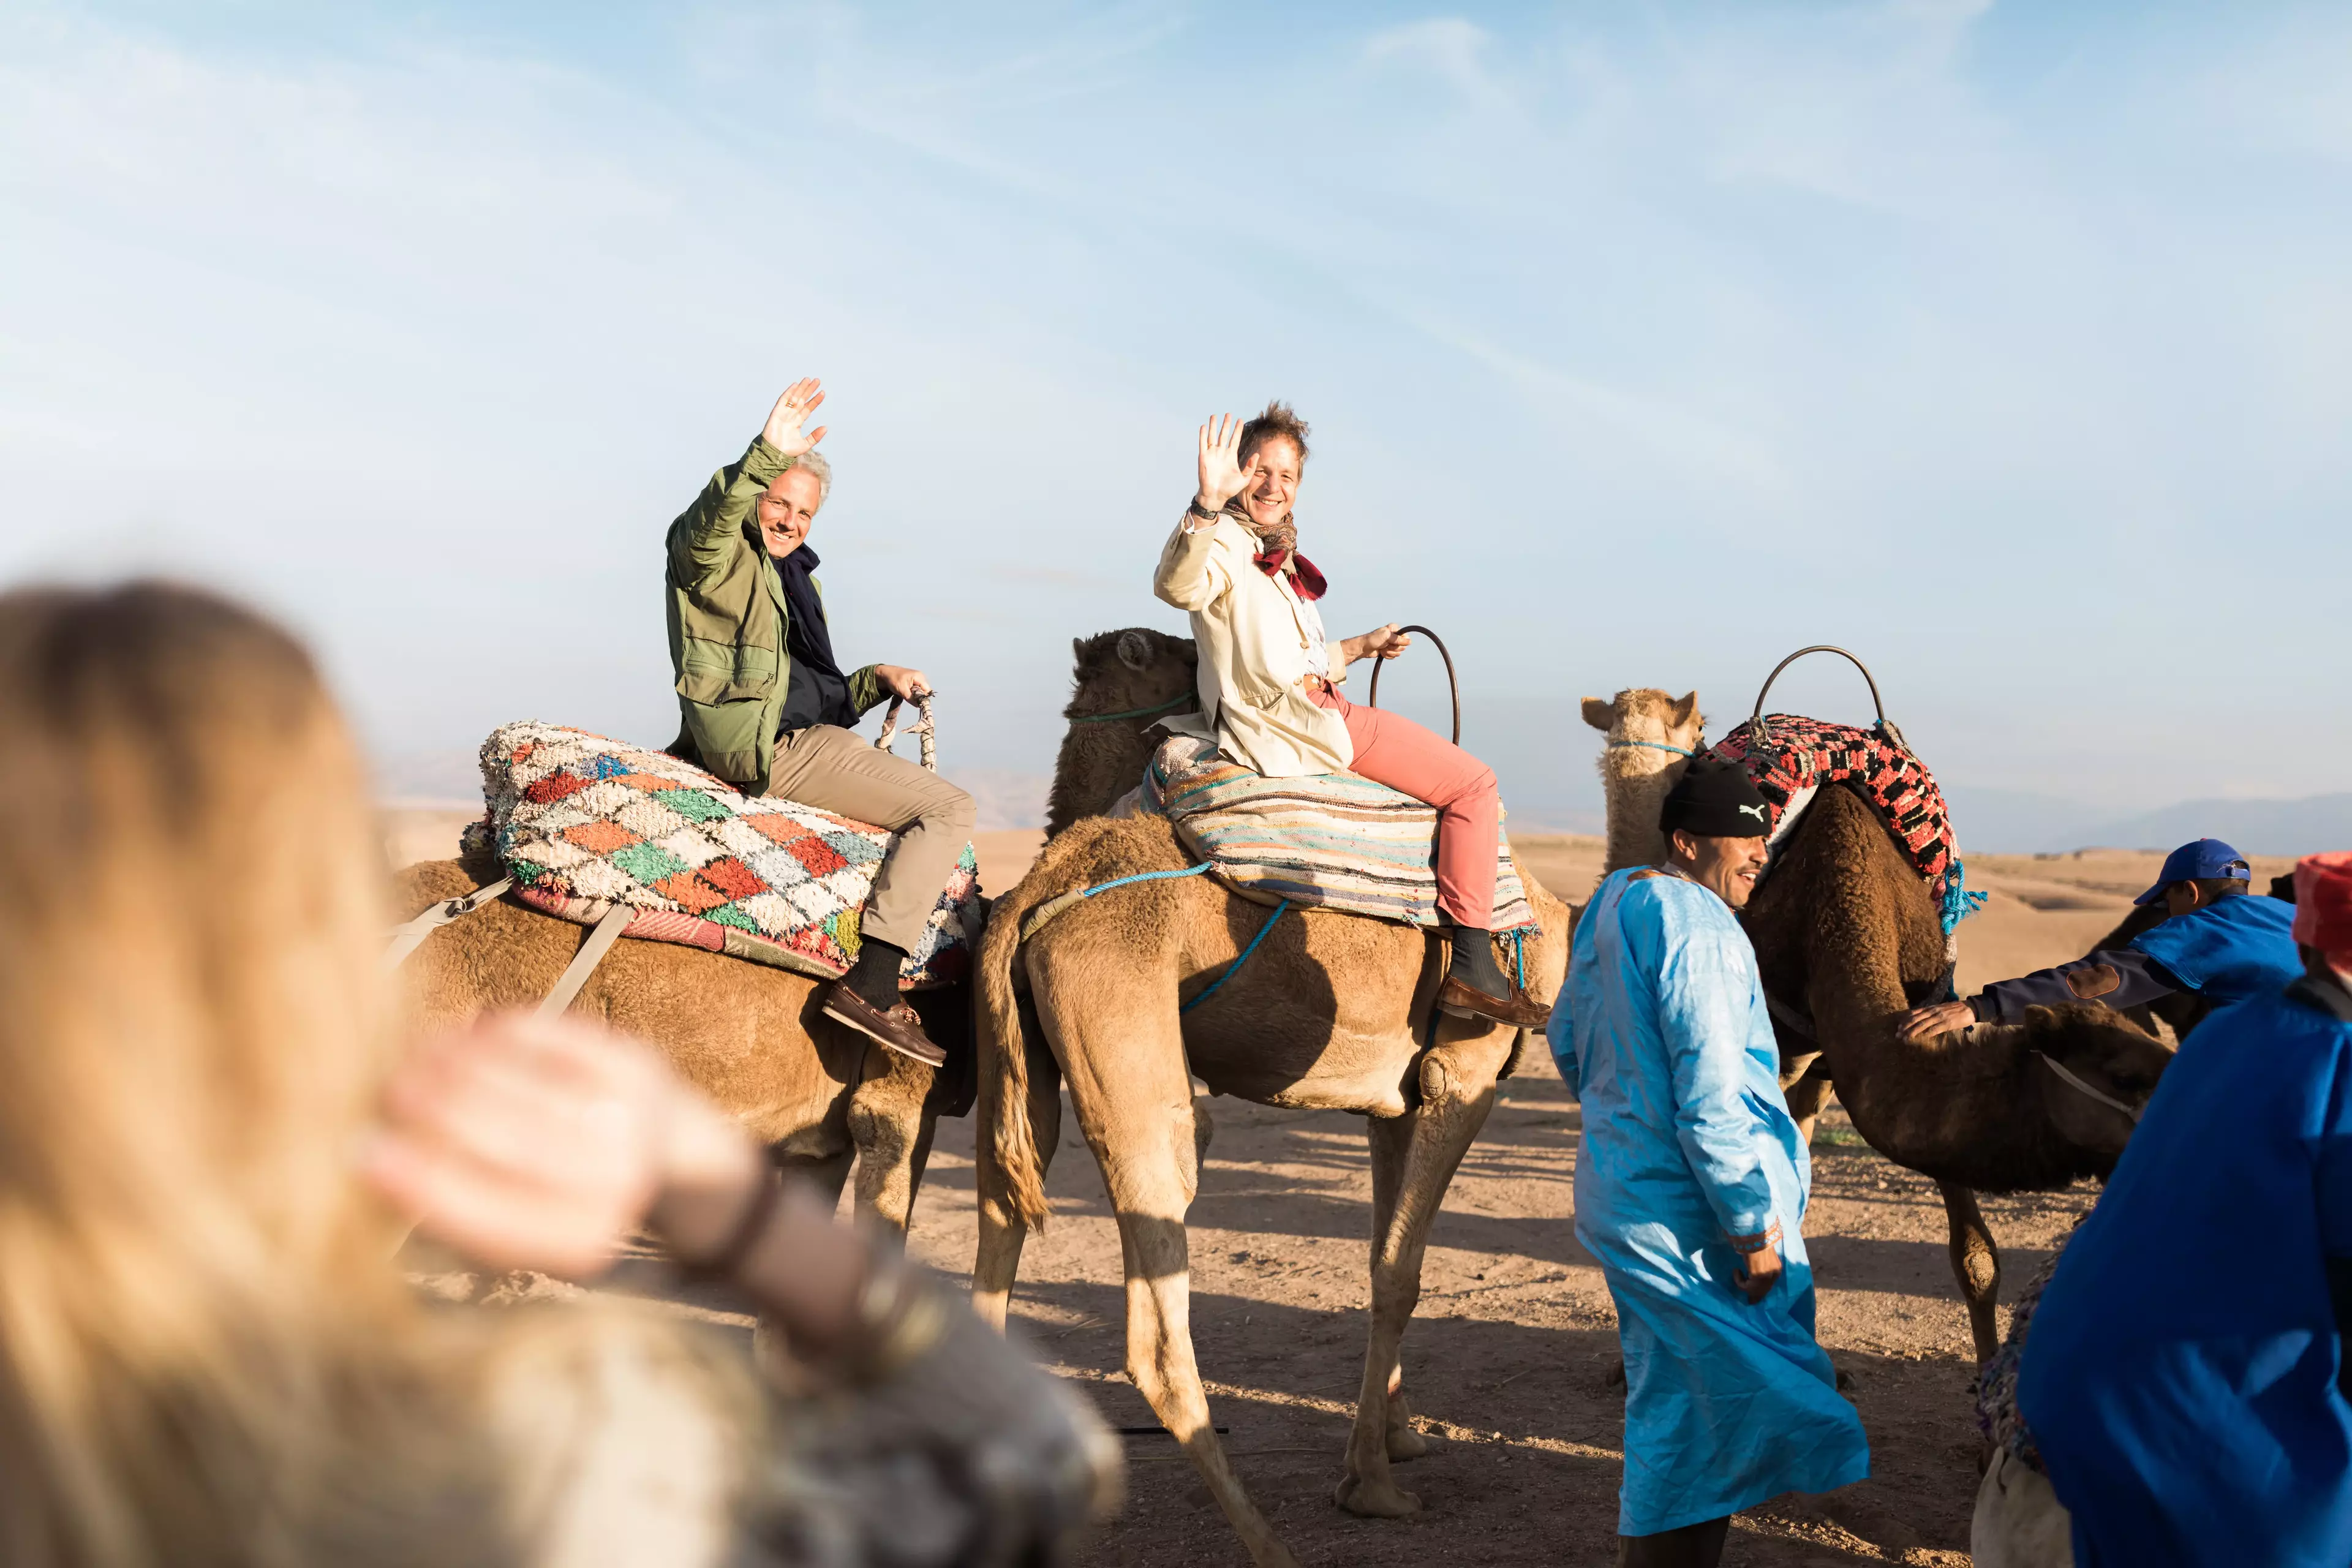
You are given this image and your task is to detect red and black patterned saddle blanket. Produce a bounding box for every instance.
[1710,714,1956,891]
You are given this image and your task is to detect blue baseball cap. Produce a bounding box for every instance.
[2133,838,2253,905]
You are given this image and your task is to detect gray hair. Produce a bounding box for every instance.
[792,449,832,507]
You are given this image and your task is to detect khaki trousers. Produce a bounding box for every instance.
[763,725,977,954]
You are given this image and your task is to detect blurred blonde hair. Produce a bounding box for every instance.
[0,584,511,1566]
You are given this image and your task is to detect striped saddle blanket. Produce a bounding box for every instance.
[1139,735,1536,930]
[461,722,979,989]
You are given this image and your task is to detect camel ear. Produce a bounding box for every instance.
[1580,697,1615,732]
[1670,692,1699,728]
[1116,630,1153,672]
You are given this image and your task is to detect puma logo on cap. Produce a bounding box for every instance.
[1739,803,1768,823]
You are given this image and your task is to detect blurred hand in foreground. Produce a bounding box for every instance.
[364,1012,762,1279]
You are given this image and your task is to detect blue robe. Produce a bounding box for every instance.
[1549,867,1870,1535]
[2019,978,2352,1567]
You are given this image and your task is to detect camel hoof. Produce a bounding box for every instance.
[1385,1425,1432,1461]
[1334,1474,1423,1518]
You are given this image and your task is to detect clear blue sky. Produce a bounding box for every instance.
[4,1,2347,829]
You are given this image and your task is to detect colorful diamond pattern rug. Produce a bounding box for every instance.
[462,722,978,988]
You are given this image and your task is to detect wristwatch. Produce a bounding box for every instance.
[1185,499,1220,523]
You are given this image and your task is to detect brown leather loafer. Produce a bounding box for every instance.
[820,982,948,1068]
[1437,973,1553,1031]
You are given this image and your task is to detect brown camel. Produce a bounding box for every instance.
[391,853,966,1232]
[971,628,1572,1568]
[1582,689,2175,1362]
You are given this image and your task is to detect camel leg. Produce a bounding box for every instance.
[1336,1044,1504,1518]
[848,1046,940,1235]
[971,1030,1063,1330]
[1939,1179,2000,1362]
[1784,1061,1836,1147]
[1363,1112,1428,1462]
[1059,1013,1298,1568]
[774,1145,853,1208]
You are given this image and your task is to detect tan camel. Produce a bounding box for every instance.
[391,856,961,1231]
[971,629,1572,1568]
[1581,689,2175,1362]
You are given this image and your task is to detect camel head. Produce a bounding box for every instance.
[2011,1002,2176,1160]
[1044,627,1200,838]
[1581,687,1704,874]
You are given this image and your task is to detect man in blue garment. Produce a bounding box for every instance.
[1550,758,1869,1567]
[2018,851,2352,1567]
[1898,837,2297,1041]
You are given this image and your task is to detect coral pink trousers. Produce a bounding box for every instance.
[1311,684,1498,927]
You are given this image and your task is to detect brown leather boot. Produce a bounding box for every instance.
[1436,971,1553,1030]
[820,982,948,1068]
[1438,925,1552,1030]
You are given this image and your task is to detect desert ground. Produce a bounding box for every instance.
[386,809,2299,1566]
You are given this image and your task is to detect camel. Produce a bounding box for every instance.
[391,854,965,1233]
[971,628,1572,1568]
[1582,690,2176,1362]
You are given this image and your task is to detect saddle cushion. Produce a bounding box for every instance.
[1140,735,1537,931]
[464,722,979,989]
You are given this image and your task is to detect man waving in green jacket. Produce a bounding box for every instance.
[665,379,974,1067]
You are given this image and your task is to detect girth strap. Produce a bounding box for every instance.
[383,877,514,972]
[537,903,635,1019]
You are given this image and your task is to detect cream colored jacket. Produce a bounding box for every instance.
[1153,510,1352,778]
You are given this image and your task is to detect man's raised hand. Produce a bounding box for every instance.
[763,379,829,458]
[1196,413,1249,513]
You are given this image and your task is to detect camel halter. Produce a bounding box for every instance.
[1067,690,1196,725]
[2036,1052,2142,1125]
[1610,739,1698,758]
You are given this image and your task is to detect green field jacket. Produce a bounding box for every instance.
[664,435,884,791]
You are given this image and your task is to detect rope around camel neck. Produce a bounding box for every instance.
[1609,739,1699,758]
[1069,692,1195,725]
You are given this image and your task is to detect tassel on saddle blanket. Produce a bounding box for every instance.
[1709,714,1986,937]
[1134,734,1538,931]
[461,722,979,989]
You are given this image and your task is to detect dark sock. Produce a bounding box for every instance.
[845,938,910,1009]
[1449,925,1509,994]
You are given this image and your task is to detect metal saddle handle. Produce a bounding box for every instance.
[1748,645,1909,754]
[1363,624,1461,745]
[875,693,939,772]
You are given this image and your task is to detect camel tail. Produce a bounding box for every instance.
[978,870,1056,1232]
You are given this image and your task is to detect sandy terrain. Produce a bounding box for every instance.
[382,812,2304,1566]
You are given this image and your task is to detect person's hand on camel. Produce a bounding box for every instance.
[762,378,829,458]
[876,666,932,703]
[1194,413,1252,513]
[1340,625,1413,665]
[1897,999,1975,1042]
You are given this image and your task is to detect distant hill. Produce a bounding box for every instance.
[2071,794,2352,856]
[1947,785,2352,856]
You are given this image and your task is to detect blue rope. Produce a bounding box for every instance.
[1079,864,1214,898]
[1182,899,1291,1016]
[1937,856,1990,937]
[1608,739,1698,758]
[1508,927,1527,990]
